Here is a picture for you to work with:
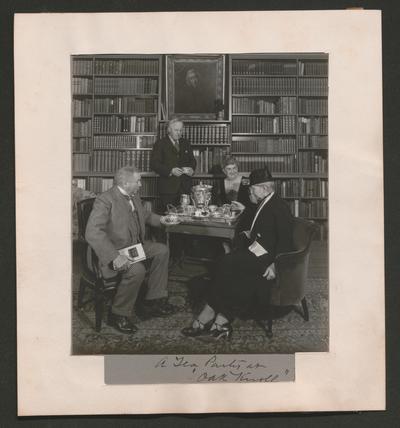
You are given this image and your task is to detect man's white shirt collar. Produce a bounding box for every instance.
[117,186,135,211]
[168,135,179,145]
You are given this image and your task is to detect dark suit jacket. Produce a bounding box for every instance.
[150,136,196,195]
[241,193,294,268]
[85,186,161,267]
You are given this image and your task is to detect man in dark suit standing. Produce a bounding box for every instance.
[150,118,196,211]
[85,166,176,334]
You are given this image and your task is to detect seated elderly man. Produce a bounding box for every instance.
[181,167,295,339]
[85,166,175,334]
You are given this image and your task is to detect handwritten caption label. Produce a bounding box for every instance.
[105,354,294,384]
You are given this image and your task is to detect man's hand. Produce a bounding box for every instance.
[171,167,183,177]
[182,167,194,176]
[263,263,276,280]
[159,216,169,226]
[231,200,245,211]
[241,230,251,239]
[113,254,130,271]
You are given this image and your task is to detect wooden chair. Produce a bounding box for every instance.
[260,218,319,338]
[76,198,119,332]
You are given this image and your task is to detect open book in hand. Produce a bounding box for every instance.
[118,243,146,265]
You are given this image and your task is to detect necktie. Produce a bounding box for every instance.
[123,194,135,211]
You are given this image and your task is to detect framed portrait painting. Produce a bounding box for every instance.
[166,54,225,120]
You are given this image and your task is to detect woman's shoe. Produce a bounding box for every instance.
[181,319,214,337]
[209,322,233,340]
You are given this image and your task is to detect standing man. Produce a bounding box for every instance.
[85,166,176,334]
[150,118,196,211]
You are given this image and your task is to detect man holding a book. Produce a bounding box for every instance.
[85,166,175,334]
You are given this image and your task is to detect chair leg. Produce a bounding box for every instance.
[77,278,86,309]
[301,297,309,321]
[94,281,104,332]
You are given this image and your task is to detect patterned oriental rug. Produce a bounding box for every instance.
[72,242,328,355]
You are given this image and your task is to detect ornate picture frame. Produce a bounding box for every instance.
[166,54,225,120]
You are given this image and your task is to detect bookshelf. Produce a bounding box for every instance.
[71,54,162,202]
[72,53,328,239]
[229,54,328,239]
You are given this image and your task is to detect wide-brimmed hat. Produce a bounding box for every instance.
[249,167,273,186]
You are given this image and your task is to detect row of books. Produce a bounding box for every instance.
[73,154,90,172]
[276,178,328,199]
[94,78,158,95]
[231,137,296,153]
[232,60,297,76]
[298,153,328,173]
[298,200,328,218]
[298,135,328,149]
[72,59,93,75]
[72,99,92,116]
[93,115,157,133]
[298,61,328,76]
[298,117,328,135]
[72,120,92,137]
[72,78,93,95]
[232,116,297,134]
[286,199,328,219]
[90,177,113,193]
[232,77,297,95]
[298,78,328,96]
[94,59,159,75]
[159,123,230,145]
[236,155,297,173]
[73,58,327,78]
[298,98,328,115]
[92,150,152,173]
[93,96,158,114]
[275,179,301,197]
[93,135,156,149]
[232,96,297,114]
[302,179,328,198]
[73,137,90,152]
[192,147,229,174]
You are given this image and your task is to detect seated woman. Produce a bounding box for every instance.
[211,156,251,210]
[181,167,294,339]
[211,156,255,253]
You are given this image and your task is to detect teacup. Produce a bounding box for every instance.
[208,205,217,213]
[185,205,195,215]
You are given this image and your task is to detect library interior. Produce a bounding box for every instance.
[72,53,329,355]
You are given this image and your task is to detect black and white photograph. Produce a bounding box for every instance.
[72,53,329,356]
[15,10,385,415]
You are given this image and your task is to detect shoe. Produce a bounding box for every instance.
[181,318,214,337]
[107,312,138,334]
[208,322,233,340]
[138,298,178,319]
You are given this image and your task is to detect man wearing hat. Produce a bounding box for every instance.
[181,167,294,339]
